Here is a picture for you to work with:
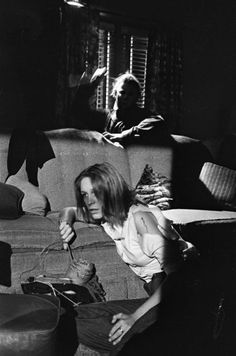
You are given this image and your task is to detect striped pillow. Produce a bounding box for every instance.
[199,162,236,209]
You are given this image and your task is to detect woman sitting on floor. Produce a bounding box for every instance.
[59,162,205,355]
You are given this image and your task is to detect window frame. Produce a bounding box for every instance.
[96,13,150,110]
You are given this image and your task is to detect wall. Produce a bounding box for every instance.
[94,0,236,138]
[181,0,236,138]
[0,0,61,129]
[95,0,236,139]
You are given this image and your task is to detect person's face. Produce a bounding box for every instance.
[115,82,139,110]
[80,177,103,222]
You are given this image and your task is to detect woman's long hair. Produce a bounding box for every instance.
[74,162,137,227]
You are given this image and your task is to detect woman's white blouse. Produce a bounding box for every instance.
[101,204,179,283]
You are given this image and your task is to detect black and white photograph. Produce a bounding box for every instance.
[0,1,236,355]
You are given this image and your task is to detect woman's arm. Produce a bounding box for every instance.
[59,207,78,250]
[134,210,182,274]
[109,210,182,345]
[150,207,199,259]
[109,268,181,345]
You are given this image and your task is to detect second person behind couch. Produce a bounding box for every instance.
[70,67,174,147]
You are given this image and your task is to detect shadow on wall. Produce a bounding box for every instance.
[0,1,61,129]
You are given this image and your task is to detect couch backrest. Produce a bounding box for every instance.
[127,144,174,187]
[0,128,173,212]
[39,129,175,211]
[1,128,217,213]
[38,129,131,211]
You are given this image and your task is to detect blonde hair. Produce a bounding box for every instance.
[110,72,141,99]
[74,162,137,226]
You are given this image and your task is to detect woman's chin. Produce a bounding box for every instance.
[91,215,103,223]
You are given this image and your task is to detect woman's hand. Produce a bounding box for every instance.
[59,221,76,250]
[108,312,136,345]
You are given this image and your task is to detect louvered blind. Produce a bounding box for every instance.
[130,35,148,107]
[97,25,148,109]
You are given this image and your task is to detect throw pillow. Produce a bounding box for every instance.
[6,176,49,216]
[0,182,24,219]
[135,164,173,210]
[199,162,236,210]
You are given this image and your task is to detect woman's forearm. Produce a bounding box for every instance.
[132,271,180,323]
[132,286,163,322]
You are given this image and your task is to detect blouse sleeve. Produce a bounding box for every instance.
[141,233,182,272]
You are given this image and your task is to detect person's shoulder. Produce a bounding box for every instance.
[130,204,150,215]
[135,107,165,122]
[145,111,165,121]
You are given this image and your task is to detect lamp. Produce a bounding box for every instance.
[64,0,86,8]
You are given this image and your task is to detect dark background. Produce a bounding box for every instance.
[0,0,235,138]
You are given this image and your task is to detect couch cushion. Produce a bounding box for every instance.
[6,176,49,216]
[0,214,59,249]
[0,212,110,250]
[0,212,146,300]
[0,182,24,219]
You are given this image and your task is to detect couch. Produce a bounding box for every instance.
[0,128,236,298]
[1,128,236,354]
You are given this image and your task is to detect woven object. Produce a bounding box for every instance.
[21,242,106,304]
[199,162,236,209]
[65,257,106,302]
[65,258,95,285]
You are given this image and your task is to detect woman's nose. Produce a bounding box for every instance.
[87,194,96,205]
